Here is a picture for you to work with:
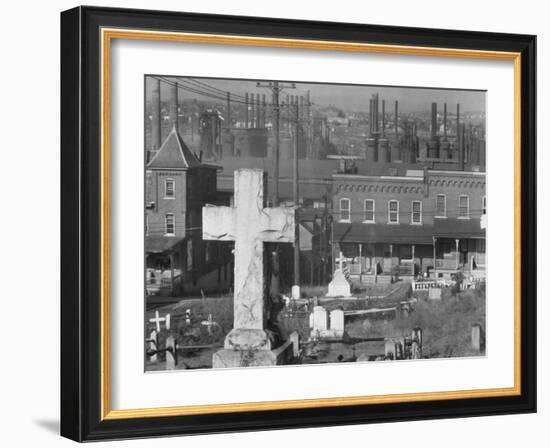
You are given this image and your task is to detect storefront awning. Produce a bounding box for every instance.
[333,222,435,245]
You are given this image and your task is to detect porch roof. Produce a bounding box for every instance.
[433,218,486,239]
[333,222,435,245]
[145,235,184,254]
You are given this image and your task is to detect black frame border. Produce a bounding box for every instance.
[60,6,536,442]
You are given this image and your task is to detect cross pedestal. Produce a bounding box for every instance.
[203,169,295,367]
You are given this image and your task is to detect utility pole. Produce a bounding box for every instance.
[292,102,301,286]
[256,81,295,206]
[226,92,231,129]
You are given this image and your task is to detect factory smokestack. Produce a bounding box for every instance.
[443,103,447,139]
[245,92,249,128]
[250,93,255,128]
[261,94,266,127]
[456,103,460,136]
[382,99,386,137]
[151,78,161,153]
[394,100,398,139]
[431,102,437,138]
[369,93,379,136]
[169,81,179,132]
[256,93,262,128]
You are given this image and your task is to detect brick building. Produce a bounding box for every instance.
[145,125,232,295]
[332,168,486,283]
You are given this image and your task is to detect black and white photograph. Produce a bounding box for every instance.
[144,76,487,371]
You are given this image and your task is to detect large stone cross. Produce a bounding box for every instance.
[203,169,295,350]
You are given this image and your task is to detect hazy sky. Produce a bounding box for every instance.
[146,76,486,114]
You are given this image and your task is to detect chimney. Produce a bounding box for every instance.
[261,94,266,127]
[443,103,448,139]
[151,78,161,153]
[382,99,386,137]
[394,100,399,140]
[256,93,261,129]
[374,93,379,133]
[456,103,460,137]
[431,102,437,138]
[245,92,249,128]
[169,81,179,132]
[459,123,465,170]
[250,93,255,128]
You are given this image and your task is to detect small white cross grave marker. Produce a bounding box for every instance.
[203,169,295,350]
[149,310,170,332]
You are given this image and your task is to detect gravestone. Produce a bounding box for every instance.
[329,309,345,338]
[148,330,158,363]
[149,310,170,332]
[165,335,176,370]
[310,306,344,340]
[428,287,442,300]
[471,324,483,352]
[312,306,328,333]
[326,252,351,297]
[203,169,295,367]
[289,331,300,357]
[291,285,301,300]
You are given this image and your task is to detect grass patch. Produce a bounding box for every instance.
[346,287,486,358]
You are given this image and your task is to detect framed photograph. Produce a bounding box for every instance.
[60,6,536,441]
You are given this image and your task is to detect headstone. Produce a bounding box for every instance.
[185,309,191,325]
[165,335,176,370]
[471,324,482,352]
[149,310,168,332]
[312,306,328,333]
[428,287,442,300]
[289,331,300,357]
[326,270,351,297]
[291,285,301,300]
[412,327,423,347]
[203,169,295,367]
[384,339,396,359]
[329,309,345,338]
[148,330,158,363]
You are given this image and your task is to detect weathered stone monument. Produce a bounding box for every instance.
[326,252,352,297]
[312,306,328,335]
[329,309,345,338]
[310,306,345,340]
[203,169,295,367]
[165,335,176,370]
[471,323,483,352]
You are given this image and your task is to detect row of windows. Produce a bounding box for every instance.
[339,195,487,224]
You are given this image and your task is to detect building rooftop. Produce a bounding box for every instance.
[147,125,202,170]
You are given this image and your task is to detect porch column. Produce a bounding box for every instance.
[432,236,437,279]
[455,238,460,270]
[389,244,393,275]
[169,253,175,295]
[411,245,415,277]
[358,243,363,274]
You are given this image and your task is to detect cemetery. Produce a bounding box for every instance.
[144,169,486,371]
